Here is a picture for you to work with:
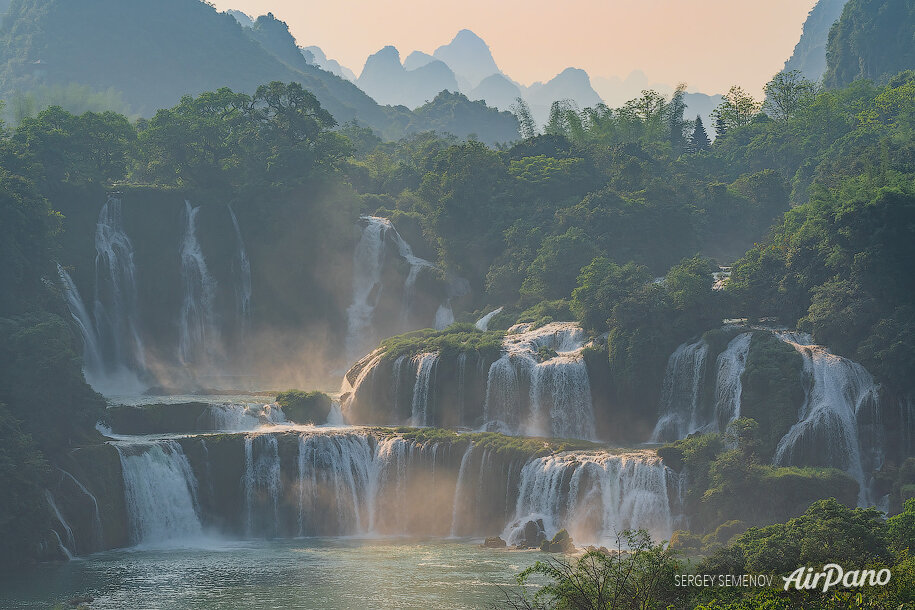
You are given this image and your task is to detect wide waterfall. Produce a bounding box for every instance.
[245,434,282,537]
[116,440,204,545]
[502,451,677,547]
[484,323,596,440]
[773,334,882,506]
[651,339,710,442]
[178,200,220,366]
[228,205,252,334]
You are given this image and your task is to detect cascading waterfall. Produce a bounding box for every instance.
[116,440,203,545]
[450,443,475,537]
[434,301,455,330]
[227,205,252,334]
[58,468,103,550]
[773,335,881,506]
[502,451,677,547]
[45,490,76,559]
[387,224,436,328]
[650,339,710,442]
[244,434,281,537]
[58,265,105,385]
[410,353,438,426]
[475,307,503,331]
[484,323,596,439]
[714,332,752,427]
[208,403,286,431]
[178,200,220,366]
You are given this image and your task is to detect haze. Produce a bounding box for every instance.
[211,0,819,95]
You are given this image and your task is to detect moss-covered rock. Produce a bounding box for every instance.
[276,390,332,424]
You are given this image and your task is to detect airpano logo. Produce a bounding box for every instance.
[782,564,892,592]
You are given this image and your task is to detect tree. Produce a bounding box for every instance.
[511,97,538,139]
[763,70,817,122]
[687,116,711,153]
[711,86,761,134]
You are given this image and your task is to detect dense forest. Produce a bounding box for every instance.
[0,0,913,606]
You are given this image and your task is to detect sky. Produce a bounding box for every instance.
[210,0,819,96]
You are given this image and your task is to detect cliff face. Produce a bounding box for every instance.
[784,0,851,81]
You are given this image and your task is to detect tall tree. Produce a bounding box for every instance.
[763,70,817,122]
[711,86,760,134]
[687,116,711,153]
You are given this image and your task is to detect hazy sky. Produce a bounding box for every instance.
[210,0,819,95]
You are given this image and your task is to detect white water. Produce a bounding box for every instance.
[94,197,145,371]
[434,301,455,330]
[116,440,203,545]
[502,450,676,547]
[58,264,105,386]
[208,403,286,431]
[450,443,475,536]
[244,434,281,537]
[475,307,503,331]
[714,332,752,426]
[227,205,252,333]
[45,490,76,559]
[410,353,438,426]
[773,335,881,506]
[650,339,710,442]
[345,218,391,363]
[178,201,220,366]
[484,322,596,439]
[58,468,103,549]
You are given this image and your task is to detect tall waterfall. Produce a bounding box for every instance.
[773,335,881,506]
[502,451,677,547]
[57,265,105,385]
[714,333,752,427]
[650,339,710,442]
[116,441,203,545]
[410,353,439,426]
[228,205,252,335]
[386,222,436,327]
[178,200,219,366]
[484,323,597,439]
[345,217,391,362]
[93,196,145,377]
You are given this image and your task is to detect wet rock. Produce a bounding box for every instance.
[483,536,507,548]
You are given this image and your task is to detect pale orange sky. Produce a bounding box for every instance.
[210,0,819,95]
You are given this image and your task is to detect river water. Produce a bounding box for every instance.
[0,538,540,609]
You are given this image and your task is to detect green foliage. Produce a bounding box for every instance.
[507,530,681,610]
[275,390,332,424]
[516,299,574,329]
[379,325,504,361]
[571,258,650,332]
[888,498,915,553]
[738,332,805,459]
[0,402,49,566]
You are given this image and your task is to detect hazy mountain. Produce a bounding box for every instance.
[403,51,436,71]
[302,46,356,82]
[824,0,915,87]
[524,67,603,124]
[683,92,724,140]
[470,74,524,112]
[226,9,254,28]
[784,0,850,81]
[592,70,676,107]
[432,29,500,89]
[357,46,460,109]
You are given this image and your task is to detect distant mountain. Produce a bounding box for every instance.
[823,0,915,87]
[0,0,517,144]
[525,67,603,124]
[470,74,524,113]
[784,0,850,81]
[302,46,356,82]
[432,29,500,89]
[226,9,254,28]
[683,93,724,140]
[357,46,459,109]
[405,91,519,144]
[592,70,676,107]
[403,51,436,71]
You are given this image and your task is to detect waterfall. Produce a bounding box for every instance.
[45,490,76,559]
[650,339,710,442]
[178,200,219,366]
[116,440,203,545]
[345,217,391,362]
[410,353,438,426]
[475,307,503,331]
[208,403,286,431]
[483,323,596,439]
[714,332,752,427]
[92,196,145,386]
[386,224,436,328]
[244,434,281,537]
[58,468,103,550]
[450,443,474,536]
[434,301,455,330]
[773,336,881,506]
[227,205,252,333]
[57,265,105,385]
[296,432,374,535]
[502,451,676,548]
